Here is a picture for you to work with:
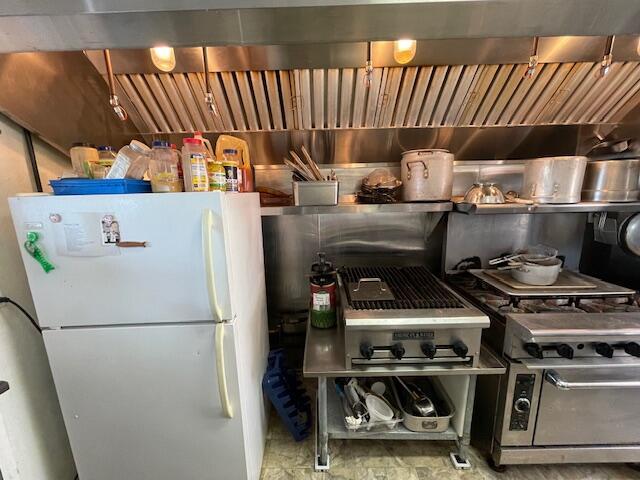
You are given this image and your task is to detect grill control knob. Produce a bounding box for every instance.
[514,398,531,414]
[359,342,374,360]
[390,343,405,360]
[595,342,614,358]
[452,341,468,358]
[624,342,640,357]
[421,342,437,359]
[556,343,574,360]
[524,342,543,359]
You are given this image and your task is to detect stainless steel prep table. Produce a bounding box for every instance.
[303,318,506,471]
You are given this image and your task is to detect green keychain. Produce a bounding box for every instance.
[24,231,55,273]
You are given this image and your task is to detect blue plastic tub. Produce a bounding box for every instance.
[50,179,152,195]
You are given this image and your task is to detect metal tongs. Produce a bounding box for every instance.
[284,146,337,182]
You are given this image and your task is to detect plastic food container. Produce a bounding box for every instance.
[70,143,99,177]
[149,140,182,192]
[92,146,117,178]
[293,181,339,206]
[391,377,454,433]
[106,140,151,180]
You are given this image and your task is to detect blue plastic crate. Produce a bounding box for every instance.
[50,179,152,195]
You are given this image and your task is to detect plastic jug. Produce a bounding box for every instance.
[182,138,209,192]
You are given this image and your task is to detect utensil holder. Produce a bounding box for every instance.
[293,181,339,206]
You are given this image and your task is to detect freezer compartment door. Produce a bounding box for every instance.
[43,323,253,480]
[9,192,240,327]
[533,367,640,446]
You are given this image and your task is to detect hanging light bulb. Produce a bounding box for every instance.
[150,46,176,72]
[393,39,417,64]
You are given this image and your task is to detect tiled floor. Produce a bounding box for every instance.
[261,411,640,479]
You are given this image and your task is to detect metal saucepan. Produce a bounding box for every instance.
[489,244,558,266]
[511,257,563,286]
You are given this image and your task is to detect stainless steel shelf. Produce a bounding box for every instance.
[326,380,458,441]
[261,202,452,216]
[454,201,640,215]
[303,319,505,377]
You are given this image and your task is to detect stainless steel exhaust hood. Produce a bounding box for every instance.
[2,1,640,52]
[85,38,640,135]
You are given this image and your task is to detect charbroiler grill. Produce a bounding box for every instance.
[338,266,489,367]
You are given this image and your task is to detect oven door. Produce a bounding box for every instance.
[533,367,640,446]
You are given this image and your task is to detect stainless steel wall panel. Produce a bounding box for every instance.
[144,74,183,132]
[250,71,272,130]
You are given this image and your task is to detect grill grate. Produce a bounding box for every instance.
[341,266,463,310]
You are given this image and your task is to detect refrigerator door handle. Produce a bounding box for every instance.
[215,323,234,418]
[202,209,223,323]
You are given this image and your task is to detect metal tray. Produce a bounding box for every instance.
[293,181,338,206]
[391,377,455,433]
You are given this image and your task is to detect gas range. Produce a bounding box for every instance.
[338,266,489,367]
[449,269,640,466]
[448,269,640,362]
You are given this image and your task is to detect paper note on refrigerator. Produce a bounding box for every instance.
[52,212,120,257]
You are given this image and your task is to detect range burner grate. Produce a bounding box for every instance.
[341,266,464,310]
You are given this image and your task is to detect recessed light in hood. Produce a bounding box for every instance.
[150,47,176,72]
[393,39,416,64]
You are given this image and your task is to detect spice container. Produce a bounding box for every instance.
[92,146,117,178]
[309,253,337,328]
[182,138,209,192]
[207,154,226,191]
[106,140,151,180]
[222,148,240,193]
[70,143,99,177]
[149,140,182,192]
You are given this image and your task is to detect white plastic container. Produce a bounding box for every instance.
[149,140,182,193]
[181,138,209,192]
[106,140,151,179]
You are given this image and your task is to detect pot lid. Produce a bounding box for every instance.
[402,149,450,155]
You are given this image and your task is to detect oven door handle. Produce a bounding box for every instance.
[545,370,640,390]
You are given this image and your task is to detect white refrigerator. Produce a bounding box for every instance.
[9,192,269,480]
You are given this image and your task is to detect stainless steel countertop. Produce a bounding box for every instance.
[303,319,505,377]
[455,201,640,215]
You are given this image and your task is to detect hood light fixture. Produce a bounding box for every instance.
[393,39,417,64]
[150,46,176,72]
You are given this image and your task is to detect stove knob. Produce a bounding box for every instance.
[514,398,531,414]
[624,342,640,357]
[359,342,374,360]
[390,343,405,360]
[595,342,614,358]
[556,343,574,360]
[524,342,543,359]
[421,342,437,359]
[452,341,468,359]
